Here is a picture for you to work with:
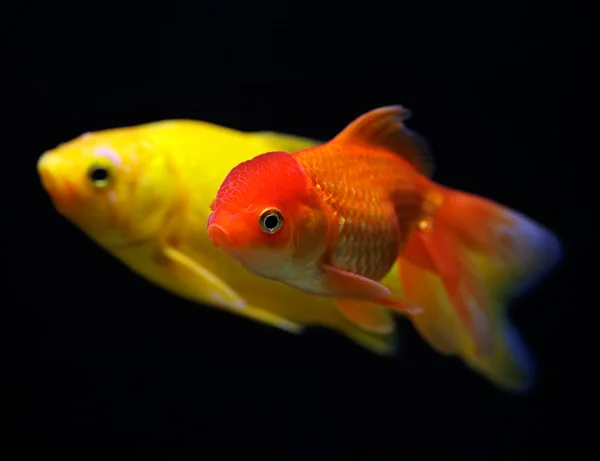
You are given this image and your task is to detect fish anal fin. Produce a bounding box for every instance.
[335,299,395,335]
[333,105,434,177]
[159,245,303,334]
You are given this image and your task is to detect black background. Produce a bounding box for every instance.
[4,0,590,460]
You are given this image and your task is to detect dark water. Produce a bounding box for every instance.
[4,0,589,459]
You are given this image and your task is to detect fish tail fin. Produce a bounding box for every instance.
[398,182,562,392]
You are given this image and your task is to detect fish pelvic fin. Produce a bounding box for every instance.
[338,320,400,357]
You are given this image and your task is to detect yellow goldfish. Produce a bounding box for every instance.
[37,119,400,356]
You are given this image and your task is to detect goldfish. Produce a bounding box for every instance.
[38,118,405,357]
[208,105,562,392]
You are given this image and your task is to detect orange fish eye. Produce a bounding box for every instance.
[87,163,113,189]
[258,207,284,234]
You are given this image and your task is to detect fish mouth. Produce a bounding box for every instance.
[207,222,231,249]
[207,209,245,252]
[37,153,77,208]
[37,153,56,190]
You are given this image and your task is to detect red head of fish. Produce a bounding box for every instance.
[207,151,329,279]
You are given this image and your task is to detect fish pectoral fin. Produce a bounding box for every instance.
[321,264,422,316]
[160,246,304,334]
[162,246,246,308]
[335,299,396,335]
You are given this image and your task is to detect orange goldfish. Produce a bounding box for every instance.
[208,105,562,391]
[37,119,402,357]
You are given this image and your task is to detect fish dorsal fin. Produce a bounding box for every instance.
[333,105,435,177]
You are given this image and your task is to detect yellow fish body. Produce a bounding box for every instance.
[37,119,400,355]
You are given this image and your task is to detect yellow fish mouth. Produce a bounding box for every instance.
[37,153,78,210]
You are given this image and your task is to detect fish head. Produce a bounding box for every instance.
[37,127,178,248]
[207,151,329,281]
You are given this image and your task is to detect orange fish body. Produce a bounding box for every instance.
[208,106,562,391]
[208,108,427,305]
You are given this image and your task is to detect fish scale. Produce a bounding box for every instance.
[294,143,422,281]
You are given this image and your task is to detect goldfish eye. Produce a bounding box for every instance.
[87,164,112,189]
[259,207,284,234]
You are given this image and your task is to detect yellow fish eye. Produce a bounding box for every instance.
[87,164,112,189]
[259,207,284,234]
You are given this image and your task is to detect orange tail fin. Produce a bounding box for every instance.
[398,183,562,392]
